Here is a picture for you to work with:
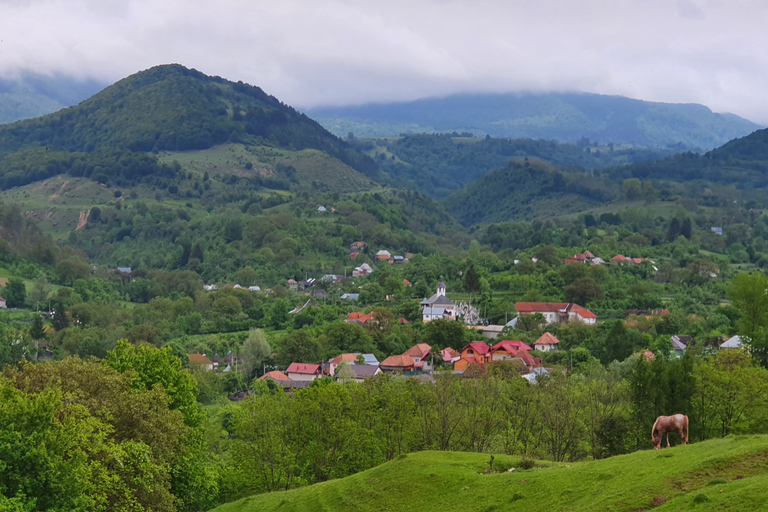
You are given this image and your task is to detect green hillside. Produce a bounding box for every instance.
[444,159,616,225]
[307,92,762,151]
[351,133,673,198]
[0,64,377,189]
[609,127,768,188]
[212,436,768,512]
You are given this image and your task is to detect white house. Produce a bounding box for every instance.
[721,335,743,349]
[533,332,560,352]
[286,362,323,381]
[420,282,456,322]
[515,302,597,325]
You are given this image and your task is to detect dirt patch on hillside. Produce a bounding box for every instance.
[49,180,69,201]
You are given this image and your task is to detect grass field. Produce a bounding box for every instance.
[211,435,768,512]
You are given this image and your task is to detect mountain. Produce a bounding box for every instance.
[443,159,616,225]
[608,127,768,188]
[306,92,762,151]
[0,64,377,189]
[0,72,104,125]
[351,133,674,198]
[212,437,768,512]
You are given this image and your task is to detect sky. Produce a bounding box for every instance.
[1,0,768,123]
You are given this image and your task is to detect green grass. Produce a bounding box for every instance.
[211,436,768,512]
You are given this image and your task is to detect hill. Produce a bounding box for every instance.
[211,436,768,512]
[0,71,104,125]
[0,64,377,189]
[443,159,616,225]
[351,133,673,198]
[307,92,762,151]
[608,127,768,188]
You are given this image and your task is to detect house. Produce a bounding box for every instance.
[397,317,411,325]
[347,365,383,383]
[346,311,374,324]
[322,274,344,284]
[453,342,491,372]
[671,337,688,357]
[289,299,317,315]
[490,340,534,361]
[188,353,213,371]
[420,282,457,322]
[404,343,432,372]
[375,249,391,261]
[515,302,597,325]
[350,241,367,250]
[0,297,5,308]
[533,332,560,352]
[611,255,629,263]
[481,325,505,339]
[299,278,316,289]
[442,347,461,364]
[117,267,132,274]
[286,363,323,381]
[310,289,328,299]
[287,279,298,290]
[352,263,373,277]
[403,279,412,286]
[340,293,360,300]
[361,354,379,366]
[391,255,405,264]
[259,370,290,382]
[317,206,327,212]
[380,354,415,373]
[711,227,723,235]
[591,257,606,265]
[721,335,743,349]
[211,354,221,368]
[350,252,360,259]
[523,367,552,384]
[328,353,361,376]
[203,284,218,291]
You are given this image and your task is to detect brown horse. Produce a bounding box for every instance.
[652,414,689,449]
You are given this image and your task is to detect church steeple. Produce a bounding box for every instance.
[437,282,446,297]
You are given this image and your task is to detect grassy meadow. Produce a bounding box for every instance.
[211,435,768,512]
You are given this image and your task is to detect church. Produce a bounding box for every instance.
[420,282,457,322]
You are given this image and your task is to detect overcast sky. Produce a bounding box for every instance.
[2,0,767,123]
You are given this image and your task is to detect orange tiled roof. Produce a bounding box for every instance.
[286,363,321,374]
[534,332,560,346]
[380,354,415,368]
[188,353,212,365]
[259,370,290,381]
[404,343,431,358]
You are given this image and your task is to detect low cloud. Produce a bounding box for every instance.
[1,0,766,123]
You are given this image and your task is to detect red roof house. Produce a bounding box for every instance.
[533,332,560,352]
[380,354,415,373]
[259,370,290,381]
[454,342,491,372]
[515,302,597,325]
[188,353,213,370]
[286,363,323,381]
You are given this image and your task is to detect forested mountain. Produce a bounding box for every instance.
[307,92,762,151]
[0,71,104,125]
[0,64,377,189]
[444,159,616,225]
[608,127,768,188]
[351,133,673,198]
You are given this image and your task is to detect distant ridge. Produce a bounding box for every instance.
[307,92,762,151]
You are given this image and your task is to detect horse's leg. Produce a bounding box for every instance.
[666,432,670,448]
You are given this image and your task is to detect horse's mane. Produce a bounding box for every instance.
[651,416,661,438]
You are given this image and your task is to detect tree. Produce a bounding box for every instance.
[564,277,603,305]
[517,312,546,332]
[727,272,768,366]
[30,273,52,311]
[623,178,642,199]
[240,328,272,380]
[4,277,26,308]
[276,330,321,367]
[463,263,481,306]
[29,315,45,341]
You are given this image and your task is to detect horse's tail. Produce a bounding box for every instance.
[682,415,689,444]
